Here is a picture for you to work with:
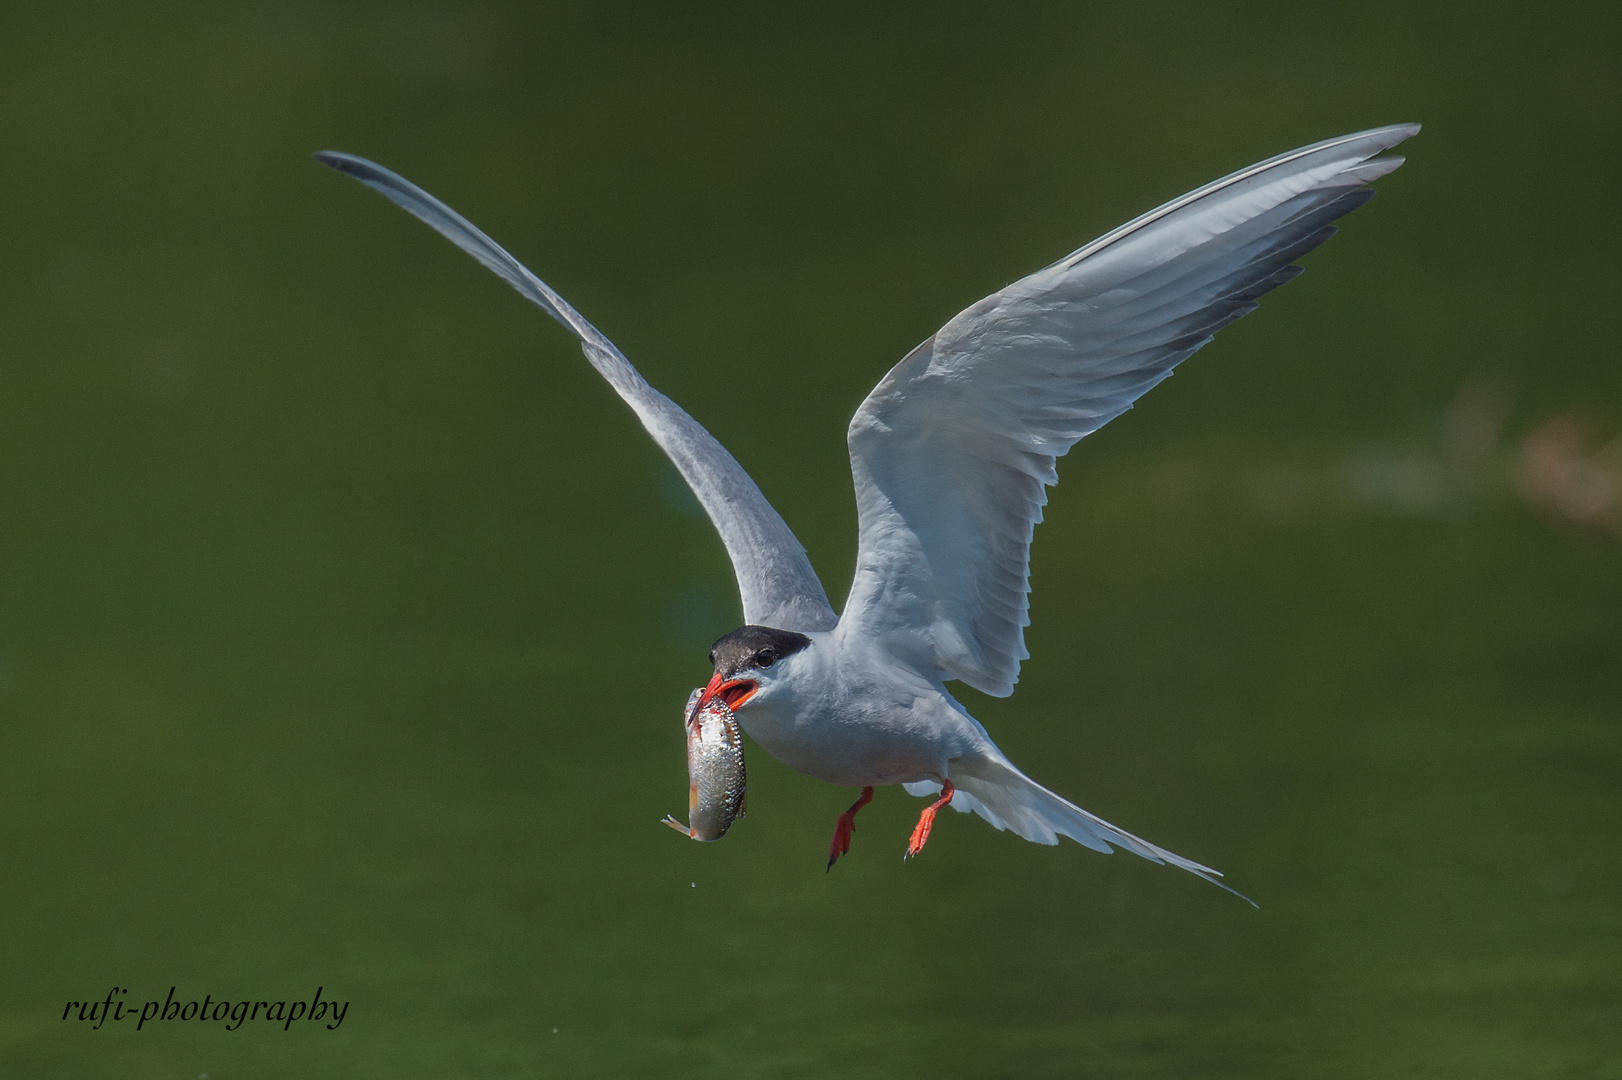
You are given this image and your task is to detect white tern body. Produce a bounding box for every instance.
[318,123,1418,899]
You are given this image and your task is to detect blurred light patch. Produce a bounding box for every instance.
[1338,446,1461,517]
[1111,375,1622,541]
[1517,414,1622,539]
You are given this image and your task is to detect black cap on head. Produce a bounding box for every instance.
[710,625,812,678]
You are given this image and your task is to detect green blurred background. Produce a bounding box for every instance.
[2,3,1618,1077]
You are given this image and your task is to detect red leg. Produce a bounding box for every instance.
[904,780,955,859]
[826,786,874,871]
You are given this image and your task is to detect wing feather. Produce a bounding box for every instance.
[842,125,1418,694]
[315,153,838,633]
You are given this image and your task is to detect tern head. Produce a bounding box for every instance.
[697,625,813,713]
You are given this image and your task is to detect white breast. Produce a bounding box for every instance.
[735,635,994,787]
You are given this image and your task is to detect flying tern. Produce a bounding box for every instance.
[317,123,1416,899]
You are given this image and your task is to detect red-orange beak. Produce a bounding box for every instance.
[695,671,757,715]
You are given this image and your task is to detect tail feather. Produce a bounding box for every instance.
[906,757,1255,906]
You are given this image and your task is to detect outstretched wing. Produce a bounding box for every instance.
[842,125,1418,695]
[316,153,838,633]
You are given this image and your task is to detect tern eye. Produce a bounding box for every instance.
[753,650,776,668]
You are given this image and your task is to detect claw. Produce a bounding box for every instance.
[826,786,874,871]
[903,780,954,859]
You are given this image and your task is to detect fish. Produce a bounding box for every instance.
[662,688,747,842]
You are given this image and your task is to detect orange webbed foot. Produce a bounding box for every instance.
[826,786,874,871]
[903,780,955,860]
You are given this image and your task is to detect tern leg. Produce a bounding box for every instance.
[904,780,955,859]
[826,786,874,871]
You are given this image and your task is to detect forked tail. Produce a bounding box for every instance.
[906,756,1255,906]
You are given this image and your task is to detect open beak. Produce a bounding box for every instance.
[696,671,757,714]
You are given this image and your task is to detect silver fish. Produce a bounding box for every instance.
[662,689,747,842]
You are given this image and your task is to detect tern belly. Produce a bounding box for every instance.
[739,685,985,789]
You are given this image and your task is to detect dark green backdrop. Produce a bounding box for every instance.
[2,3,1618,1077]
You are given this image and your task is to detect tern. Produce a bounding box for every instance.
[317,123,1416,899]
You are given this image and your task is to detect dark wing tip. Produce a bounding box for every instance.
[312,150,383,181]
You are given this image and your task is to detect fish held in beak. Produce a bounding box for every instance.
[662,690,747,842]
